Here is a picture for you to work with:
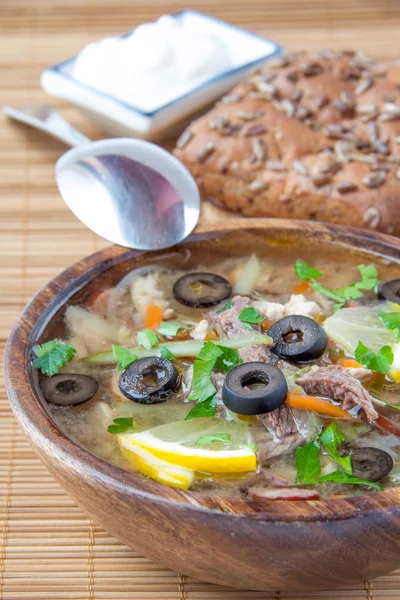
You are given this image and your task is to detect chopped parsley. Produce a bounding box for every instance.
[137,329,160,350]
[195,433,231,445]
[216,299,233,314]
[157,322,190,337]
[295,440,321,485]
[294,260,322,281]
[238,307,264,326]
[355,341,394,372]
[185,397,217,420]
[319,423,352,474]
[159,346,175,361]
[32,339,76,377]
[107,417,135,434]
[316,471,383,491]
[380,312,400,342]
[112,344,139,371]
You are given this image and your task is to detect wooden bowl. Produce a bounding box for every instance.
[4,219,400,592]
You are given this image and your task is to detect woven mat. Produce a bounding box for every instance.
[2,1,400,598]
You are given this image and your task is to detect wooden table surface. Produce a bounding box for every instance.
[1,1,400,599]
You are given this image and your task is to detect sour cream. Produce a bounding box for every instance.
[73,15,236,112]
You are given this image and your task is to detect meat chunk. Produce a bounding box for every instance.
[258,404,295,439]
[253,300,284,322]
[238,344,271,363]
[190,319,208,341]
[242,469,291,493]
[247,487,319,501]
[297,365,378,421]
[207,295,260,338]
[258,432,304,463]
[283,294,322,318]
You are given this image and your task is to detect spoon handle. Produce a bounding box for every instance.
[2,103,91,147]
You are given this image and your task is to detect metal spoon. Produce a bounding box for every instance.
[2,103,200,250]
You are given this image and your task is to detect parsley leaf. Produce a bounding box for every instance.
[310,264,379,310]
[112,344,139,371]
[310,281,345,303]
[32,339,76,377]
[295,441,321,485]
[107,417,135,434]
[356,264,379,290]
[380,312,400,342]
[189,341,241,403]
[159,346,175,361]
[185,397,217,420]
[355,341,394,372]
[238,307,264,325]
[195,433,231,445]
[315,470,383,491]
[137,329,160,350]
[157,322,189,337]
[319,423,352,474]
[294,260,323,281]
[216,299,233,314]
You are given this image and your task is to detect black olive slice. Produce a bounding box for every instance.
[268,315,327,363]
[173,272,231,308]
[40,373,98,406]
[222,362,288,415]
[350,447,394,482]
[379,279,400,304]
[119,357,181,404]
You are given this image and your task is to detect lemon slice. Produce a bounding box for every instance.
[120,445,194,490]
[117,418,256,474]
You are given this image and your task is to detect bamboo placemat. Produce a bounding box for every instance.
[2,1,400,598]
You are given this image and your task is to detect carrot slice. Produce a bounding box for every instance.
[337,358,362,369]
[145,304,163,329]
[293,281,310,295]
[286,392,352,419]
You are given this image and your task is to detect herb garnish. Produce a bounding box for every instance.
[380,312,400,342]
[157,322,190,337]
[216,299,233,314]
[137,329,160,350]
[319,423,352,474]
[316,470,383,491]
[295,440,321,485]
[159,346,175,361]
[107,417,135,434]
[32,339,76,376]
[355,341,394,372]
[238,307,264,327]
[294,260,379,311]
[112,344,139,371]
[195,433,231,445]
[294,260,322,281]
[185,397,217,420]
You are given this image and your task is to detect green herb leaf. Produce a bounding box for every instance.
[247,444,259,453]
[355,341,394,372]
[32,339,76,377]
[157,322,189,337]
[195,433,231,445]
[215,346,242,373]
[107,417,135,434]
[159,346,176,361]
[216,299,233,314]
[238,307,264,324]
[311,264,378,310]
[137,329,160,350]
[380,312,400,342]
[357,264,378,290]
[319,423,352,474]
[295,441,321,485]
[310,281,345,303]
[185,397,217,420]
[188,359,218,403]
[198,341,224,362]
[294,260,323,281]
[112,344,139,371]
[314,470,383,491]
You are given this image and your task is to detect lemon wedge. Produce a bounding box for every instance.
[120,445,194,490]
[117,418,257,474]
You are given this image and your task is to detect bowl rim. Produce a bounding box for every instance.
[41,9,282,118]
[5,218,400,523]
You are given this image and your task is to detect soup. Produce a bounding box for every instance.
[31,248,400,500]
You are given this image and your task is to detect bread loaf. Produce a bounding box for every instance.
[174,50,400,235]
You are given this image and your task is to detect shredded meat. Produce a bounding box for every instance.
[297,365,378,421]
[258,432,304,463]
[258,404,295,439]
[242,469,291,493]
[247,487,320,501]
[207,295,260,339]
[238,344,271,363]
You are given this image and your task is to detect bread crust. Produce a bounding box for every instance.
[174,50,400,235]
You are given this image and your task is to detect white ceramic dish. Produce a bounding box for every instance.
[41,10,281,141]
